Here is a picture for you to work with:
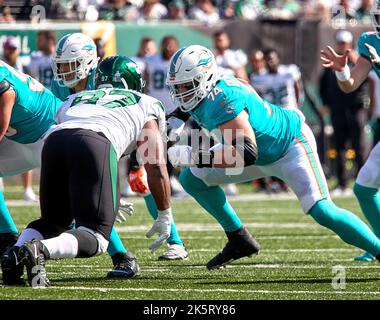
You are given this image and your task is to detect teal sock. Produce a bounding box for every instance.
[107,227,127,256]
[0,191,17,234]
[144,193,184,246]
[353,183,380,237]
[179,168,242,232]
[309,199,380,257]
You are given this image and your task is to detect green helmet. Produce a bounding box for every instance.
[95,55,144,92]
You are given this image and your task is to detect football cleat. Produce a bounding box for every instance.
[0,232,19,259]
[158,244,189,261]
[18,240,50,288]
[354,252,376,262]
[1,246,25,286]
[206,226,260,270]
[107,252,140,279]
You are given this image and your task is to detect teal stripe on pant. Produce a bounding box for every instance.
[353,183,380,237]
[309,199,380,257]
[179,168,242,232]
[144,193,184,246]
[0,191,18,234]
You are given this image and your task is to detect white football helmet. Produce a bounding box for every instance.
[166,45,219,112]
[52,33,98,88]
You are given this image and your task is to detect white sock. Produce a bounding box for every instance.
[15,228,43,247]
[41,233,79,259]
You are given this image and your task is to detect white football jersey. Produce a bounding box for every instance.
[131,55,147,75]
[214,48,247,77]
[26,51,54,90]
[250,64,301,110]
[54,88,166,159]
[145,54,176,115]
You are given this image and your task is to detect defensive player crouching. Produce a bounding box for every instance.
[2,56,173,287]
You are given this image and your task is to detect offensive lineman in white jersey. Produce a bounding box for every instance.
[4,56,173,287]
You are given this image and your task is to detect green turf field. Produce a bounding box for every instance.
[0,187,380,300]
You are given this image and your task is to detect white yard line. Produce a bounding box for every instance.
[47,286,379,295]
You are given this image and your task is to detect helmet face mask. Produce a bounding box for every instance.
[166,45,218,112]
[52,33,98,88]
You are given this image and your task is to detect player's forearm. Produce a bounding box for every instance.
[212,145,244,168]
[145,163,171,210]
[337,77,357,93]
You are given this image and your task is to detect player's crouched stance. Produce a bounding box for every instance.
[2,56,172,287]
[166,45,380,270]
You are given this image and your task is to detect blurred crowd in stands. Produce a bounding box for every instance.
[0,0,376,24]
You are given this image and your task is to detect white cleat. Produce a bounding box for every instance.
[158,244,189,261]
[224,183,238,196]
[23,188,38,202]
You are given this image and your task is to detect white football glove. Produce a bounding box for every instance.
[167,117,186,142]
[116,199,134,223]
[145,211,172,253]
[365,43,380,65]
[167,145,194,167]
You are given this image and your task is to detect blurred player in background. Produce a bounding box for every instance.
[213,30,248,81]
[253,48,303,110]
[26,30,56,90]
[132,37,157,77]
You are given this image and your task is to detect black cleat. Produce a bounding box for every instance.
[107,252,140,279]
[0,233,19,259]
[18,240,50,288]
[1,246,25,286]
[207,226,260,270]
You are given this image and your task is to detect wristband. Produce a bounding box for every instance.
[335,65,351,82]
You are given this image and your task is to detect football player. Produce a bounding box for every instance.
[26,30,56,90]
[166,45,380,269]
[4,56,172,287]
[320,0,380,262]
[0,34,135,282]
[51,32,187,263]
[50,33,140,278]
[251,49,303,110]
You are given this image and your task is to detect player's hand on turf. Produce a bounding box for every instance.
[167,117,186,142]
[116,199,134,223]
[128,166,149,194]
[168,145,194,167]
[146,212,172,253]
[320,46,350,71]
[365,43,380,65]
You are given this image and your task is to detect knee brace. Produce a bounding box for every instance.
[67,227,109,258]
